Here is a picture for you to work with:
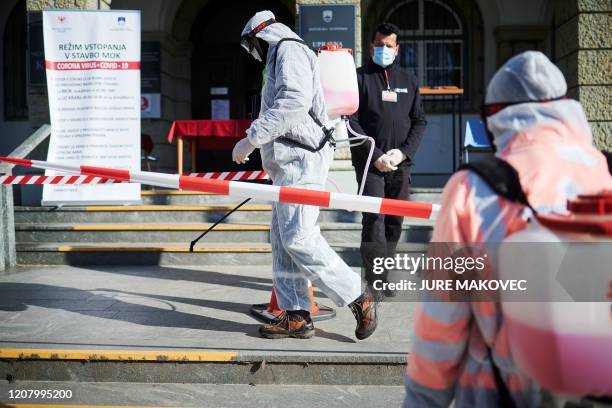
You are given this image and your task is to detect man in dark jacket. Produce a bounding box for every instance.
[349,22,427,296]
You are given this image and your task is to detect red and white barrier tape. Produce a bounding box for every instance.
[0,174,121,185]
[0,171,267,185]
[0,156,440,219]
[187,171,268,181]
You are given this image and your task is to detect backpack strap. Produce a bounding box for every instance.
[458,157,536,214]
[272,38,316,72]
[271,38,335,152]
[460,156,525,408]
[277,125,335,152]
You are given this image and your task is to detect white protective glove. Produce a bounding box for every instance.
[374,154,398,173]
[386,149,406,167]
[232,138,256,164]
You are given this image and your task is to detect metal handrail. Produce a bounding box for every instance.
[4,124,51,165]
[0,124,51,173]
[1,124,51,271]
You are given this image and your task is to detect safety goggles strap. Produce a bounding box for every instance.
[481,95,567,117]
[251,18,276,36]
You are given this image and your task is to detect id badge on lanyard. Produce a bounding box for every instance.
[381,70,397,103]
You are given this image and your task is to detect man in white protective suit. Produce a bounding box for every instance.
[232,10,379,340]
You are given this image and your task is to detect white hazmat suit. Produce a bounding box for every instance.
[237,11,362,311]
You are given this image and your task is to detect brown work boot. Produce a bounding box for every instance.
[348,287,379,340]
[259,311,314,339]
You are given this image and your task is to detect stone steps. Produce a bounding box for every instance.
[14,190,440,267]
[16,242,429,266]
[15,221,433,244]
[0,264,414,400]
[15,204,438,224]
[0,349,407,386]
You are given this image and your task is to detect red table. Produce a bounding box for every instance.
[167,120,252,174]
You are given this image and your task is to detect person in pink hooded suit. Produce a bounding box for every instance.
[403,51,612,407]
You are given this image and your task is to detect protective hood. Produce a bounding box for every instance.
[241,9,327,152]
[484,51,590,151]
[241,10,301,47]
[486,51,566,104]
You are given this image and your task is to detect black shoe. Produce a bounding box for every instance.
[259,311,314,339]
[348,287,379,340]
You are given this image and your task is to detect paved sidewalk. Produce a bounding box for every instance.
[0,265,415,358]
[0,381,406,407]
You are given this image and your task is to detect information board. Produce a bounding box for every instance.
[42,10,141,205]
[298,4,355,51]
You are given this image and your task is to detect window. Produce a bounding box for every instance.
[3,0,28,120]
[386,0,464,88]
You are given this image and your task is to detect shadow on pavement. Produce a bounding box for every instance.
[96,287,251,315]
[79,265,328,299]
[0,282,258,335]
[314,328,356,344]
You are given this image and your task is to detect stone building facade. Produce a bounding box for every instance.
[0,0,610,170]
[555,0,611,151]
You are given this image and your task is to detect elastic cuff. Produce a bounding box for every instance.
[371,149,384,164]
[399,148,412,163]
[246,128,261,148]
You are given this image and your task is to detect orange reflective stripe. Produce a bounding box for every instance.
[413,304,470,344]
[507,373,530,392]
[408,353,460,389]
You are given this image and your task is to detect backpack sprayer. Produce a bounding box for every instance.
[190,43,375,251]
[316,44,375,196]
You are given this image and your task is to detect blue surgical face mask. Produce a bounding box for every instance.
[372,46,396,67]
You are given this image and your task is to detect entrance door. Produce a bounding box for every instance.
[194,49,240,119]
[191,0,294,120]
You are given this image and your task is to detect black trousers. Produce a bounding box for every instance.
[356,166,411,285]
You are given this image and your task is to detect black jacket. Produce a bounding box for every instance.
[349,59,426,172]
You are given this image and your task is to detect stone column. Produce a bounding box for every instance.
[0,169,17,272]
[26,0,112,128]
[555,0,611,151]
